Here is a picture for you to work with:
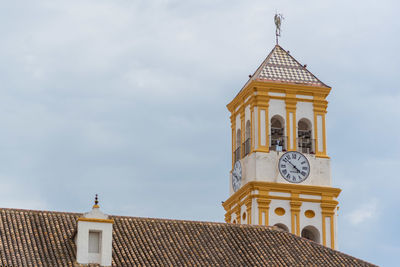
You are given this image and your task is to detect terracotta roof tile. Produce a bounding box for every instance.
[0,208,376,266]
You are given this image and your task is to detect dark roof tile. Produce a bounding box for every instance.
[0,208,376,267]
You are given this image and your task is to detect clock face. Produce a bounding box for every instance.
[232,161,242,192]
[278,151,310,183]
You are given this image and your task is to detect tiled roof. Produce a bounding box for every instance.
[245,45,329,88]
[0,208,375,267]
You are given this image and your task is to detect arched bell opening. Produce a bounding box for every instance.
[301,225,320,243]
[243,120,251,156]
[270,115,286,151]
[235,129,241,161]
[274,223,289,232]
[297,118,315,154]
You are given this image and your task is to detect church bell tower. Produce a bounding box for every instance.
[222,43,341,249]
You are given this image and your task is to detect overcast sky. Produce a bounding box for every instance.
[0,0,399,266]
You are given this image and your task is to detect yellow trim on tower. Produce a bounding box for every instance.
[227,81,331,159]
[257,107,261,152]
[321,201,337,248]
[245,197,252,224]
[223,181,340,209]
[313,112,319,156]
[322,114,327,156]
[227,81,330,113]
[222,181,340,248]
[78,218,114,224]
[290,199,301,235]
[305,210,315,218]
[312,93,328,158]
[250,103,255,153]
[235,206,241,221]
[265,106,270,150]
[274,207,285,216]
[225,78,336,246]
[257,199,271,225]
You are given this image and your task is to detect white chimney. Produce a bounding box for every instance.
[76,195,113,266]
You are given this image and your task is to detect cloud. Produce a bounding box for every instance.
[347,198,378,225]
[0,0,399,266]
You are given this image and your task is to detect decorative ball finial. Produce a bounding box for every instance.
[93,194,100,209]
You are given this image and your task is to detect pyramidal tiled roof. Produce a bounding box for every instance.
[0,207,376,266]
[246,45,329,88]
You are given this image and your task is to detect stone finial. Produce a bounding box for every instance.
[93,194,100,209]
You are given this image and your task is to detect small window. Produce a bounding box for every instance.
[88,231,101,253]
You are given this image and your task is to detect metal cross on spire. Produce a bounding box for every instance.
[274,13,284,44]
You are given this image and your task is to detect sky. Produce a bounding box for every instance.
[0,0,399,266]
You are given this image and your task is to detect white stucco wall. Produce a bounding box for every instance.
[296,95,313,100]
[252,197,258,225]
[325,216,331,247]
[240,204,247,224]
[229,151,331,195]
[76,221,113,266]
[300,201,323,244]
[317,115,323,152]
[269,199,291,232]
[247,152,331,186]
[230,210,237,223]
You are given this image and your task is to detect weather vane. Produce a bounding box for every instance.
[274,13,284,44]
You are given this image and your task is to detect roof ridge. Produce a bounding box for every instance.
[272,45,329,88]
[0,207,275,229]
[0,206,82,216]
[111,214,282,229]
[0,206,295,233]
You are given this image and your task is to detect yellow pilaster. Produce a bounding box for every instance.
[290,199,302,235]
[240,107,245,158]
[250,101,255,152]
[245,198,252,225]
[257,199,271,226]
[224,210,231,223]
[223,182,340,246]
[231,114,236,168]
[234,205,241,224]
[321,202,337,248]
[313,95,328,158]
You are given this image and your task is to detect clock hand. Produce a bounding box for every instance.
[293,164,300,173]
[287,160,300,173]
